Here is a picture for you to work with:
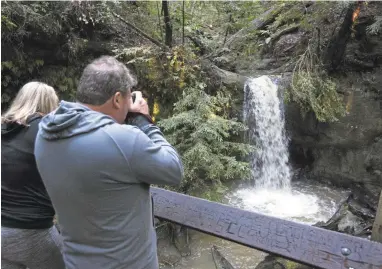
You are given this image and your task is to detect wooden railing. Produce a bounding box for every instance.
[151,187,382,269]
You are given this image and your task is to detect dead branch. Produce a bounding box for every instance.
[111,12,167,50]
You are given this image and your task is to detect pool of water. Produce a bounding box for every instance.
[158,180,349,269]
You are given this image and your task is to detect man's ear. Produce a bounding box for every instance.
[112,92,122,109]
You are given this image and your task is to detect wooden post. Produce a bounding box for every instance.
[371,191,382,243]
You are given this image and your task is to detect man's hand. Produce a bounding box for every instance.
[129,91,149,116]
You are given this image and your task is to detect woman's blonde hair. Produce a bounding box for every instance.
[2,81,59,125]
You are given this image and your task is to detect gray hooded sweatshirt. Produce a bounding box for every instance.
[34,101,183,269]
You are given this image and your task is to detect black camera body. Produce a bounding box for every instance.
[124,92,154,124]
[132,92,136,103]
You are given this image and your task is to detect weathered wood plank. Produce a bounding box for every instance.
[151,187,382,269]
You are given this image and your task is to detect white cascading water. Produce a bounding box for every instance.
[227,76,343,224]
[243,75,291,190]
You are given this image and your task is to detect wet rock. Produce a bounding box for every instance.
[211,245,235,269]
[337,211,364,234]
[156,223,183,268]
[348,197,375,219]
[155,221,192,258]
[254,254,317,269]
[201,59,249,91]
[315,193,375,237]
[157,237,182,269]
[212,56,236,71]
[273,32,304,57]
[164,224,191,258]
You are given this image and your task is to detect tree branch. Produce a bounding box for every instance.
[185,35,208,55]
[111,12,167,49]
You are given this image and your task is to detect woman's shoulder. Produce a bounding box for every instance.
[26,113,43,125]
[24,114,44,141]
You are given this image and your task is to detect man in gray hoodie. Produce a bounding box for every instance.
[34,56,184,269]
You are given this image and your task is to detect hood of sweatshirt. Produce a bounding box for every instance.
[38,100,116,140]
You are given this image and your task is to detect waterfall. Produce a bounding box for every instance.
[224,75,343,224]
[243,75,291,190]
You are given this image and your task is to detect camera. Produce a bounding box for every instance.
[132,92,136,103]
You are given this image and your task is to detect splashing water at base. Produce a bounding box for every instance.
[226,181,345,225]
[231,189,319,222]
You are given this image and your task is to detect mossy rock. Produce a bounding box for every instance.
[255,255,318,269]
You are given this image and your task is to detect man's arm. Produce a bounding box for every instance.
[128,114,184,186]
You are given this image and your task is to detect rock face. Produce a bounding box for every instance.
[287,88,382,210]
[216,2,382,211]
[285,1,382,211]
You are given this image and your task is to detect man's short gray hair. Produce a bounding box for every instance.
[76,56,137,105]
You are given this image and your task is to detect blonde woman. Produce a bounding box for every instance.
[1,82,65,269]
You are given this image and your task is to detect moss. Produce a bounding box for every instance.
[1,14,17,30]
[115,45,201,121]
[285,260,300,269]
[267,5,304,33]
[274,257,311,269]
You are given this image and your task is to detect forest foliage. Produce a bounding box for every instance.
[2,1,261,194]
[1,0,352,193]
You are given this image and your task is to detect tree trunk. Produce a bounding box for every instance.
[223,14,232,46]
[371,191,382,243]
[182,0,185,45]
[156,1,164,42]
[162,0,173,47]
[323,2,357,72]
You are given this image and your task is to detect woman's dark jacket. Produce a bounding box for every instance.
[1,114,55,229]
